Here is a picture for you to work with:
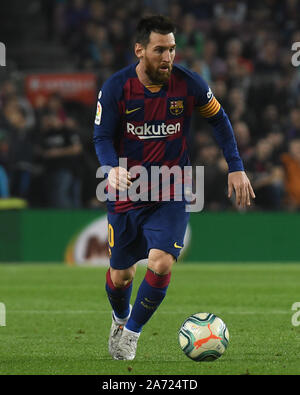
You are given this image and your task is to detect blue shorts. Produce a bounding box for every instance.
[107,201,190,269]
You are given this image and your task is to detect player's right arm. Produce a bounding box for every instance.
[93,81,131,191]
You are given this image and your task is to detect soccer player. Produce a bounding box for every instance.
[93,15,255,360]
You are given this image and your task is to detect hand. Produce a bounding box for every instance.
[108,167,132,192]
[228,171,256,208]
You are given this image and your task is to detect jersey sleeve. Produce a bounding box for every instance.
[93,79,121,168]
[189,72,244,173]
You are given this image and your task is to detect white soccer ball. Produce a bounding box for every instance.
[178,313,229,362]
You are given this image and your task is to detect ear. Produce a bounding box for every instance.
[135,43,145,60]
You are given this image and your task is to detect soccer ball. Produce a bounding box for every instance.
[178,313,229,362]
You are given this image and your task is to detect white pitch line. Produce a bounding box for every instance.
[7,310,291,315]
[8,310,106,314]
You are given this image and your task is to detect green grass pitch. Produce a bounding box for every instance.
[0,263,300,375]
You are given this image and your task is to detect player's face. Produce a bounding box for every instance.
[141,32,176,84]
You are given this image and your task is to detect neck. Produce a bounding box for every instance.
[136,62,153,86]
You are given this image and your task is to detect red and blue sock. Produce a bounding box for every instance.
[105,269,132,320]
[125,268,171,333]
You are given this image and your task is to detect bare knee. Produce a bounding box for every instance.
[148,249,175,275]
[110,265,136,288]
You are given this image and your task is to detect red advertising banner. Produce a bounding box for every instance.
[25,73,97,107]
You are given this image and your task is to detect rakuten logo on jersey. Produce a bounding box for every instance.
[127,122,181,139]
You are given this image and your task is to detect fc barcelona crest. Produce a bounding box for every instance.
[170,100,184,116]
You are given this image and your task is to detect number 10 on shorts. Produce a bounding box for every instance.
[108,224,114,248]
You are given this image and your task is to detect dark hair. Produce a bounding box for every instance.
[136,15,176,46]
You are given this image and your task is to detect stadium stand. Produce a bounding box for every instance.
[1,0,300,210]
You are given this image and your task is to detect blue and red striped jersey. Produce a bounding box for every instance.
[94,62,244,212]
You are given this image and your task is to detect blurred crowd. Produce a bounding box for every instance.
[1,0,300,211]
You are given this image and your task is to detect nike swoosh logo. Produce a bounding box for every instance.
[125,107,141,114]
[174,242,183,249]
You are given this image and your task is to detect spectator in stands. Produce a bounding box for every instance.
[46,92,68,122]
[35,112,83,208]
[78,24,112,70]
[0,165,9,198]
[247,138,284,210]
[226,87,248,124]
[225,37,253,89]
[286,108,300,141]
[0,98,34,199]
[232,121,254,163]
[61,0,90,54]
[195,142,229,210]
[72,20,99,69]
[213,0,247,24]
[0,80,36,130]
[108,19,129,69]
[266,131,287,161]
[176,13,204,57]
[0,128,9,197]
[281,139,300,210]
[168,2,182,27]
[89,0,107,25]
[210,15,236,58]
[260,104,282,135]
[200,38,227,80]
[255,39,282,77]
[63,0,90,38]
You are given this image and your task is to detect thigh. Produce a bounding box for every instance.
[107,210,148,270]
[142,201,190,260]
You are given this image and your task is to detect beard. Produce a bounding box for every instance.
[144,55,172,84]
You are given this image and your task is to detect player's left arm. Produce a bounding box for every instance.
[193,76,255,208]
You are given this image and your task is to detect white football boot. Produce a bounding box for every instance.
[108,305,132,358]
[113,327,140,360]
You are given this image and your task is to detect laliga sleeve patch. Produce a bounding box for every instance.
[207,87,213,101]
[95,100,102,125]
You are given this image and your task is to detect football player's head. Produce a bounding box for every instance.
[135,15,176,84]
